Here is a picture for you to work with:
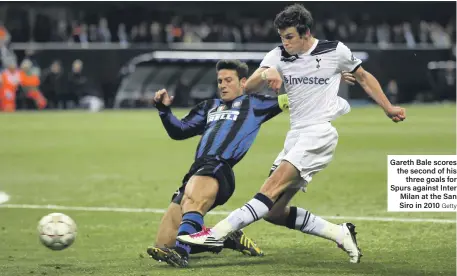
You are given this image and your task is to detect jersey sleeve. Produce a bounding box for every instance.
[259,47,282,69]
[336,42,362,73]
[156,100,209,140]
[250,94,283,123]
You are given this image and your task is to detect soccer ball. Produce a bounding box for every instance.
[37,213,77,250]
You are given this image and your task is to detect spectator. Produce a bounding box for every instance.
[403,22,416,48]
[89,24,98,42]
[384,79,399,104]
[97,17,112,43]
[196,21,211,42]
[231,26,242,44]
[429,22,452,47]
[0,21,11,46]
[150,22,163,43]
[418,21,431,44]
[137,22,149,43]
[364,25,376,43]
[376,22,391,47]
[118,23,129,47]
[0,22,15,68]
[445,17,456,43]
[66,59,87,109]
[79,24,89,44]
[70,21,81,42]
[392,24,406,44]
[53,20,69,42]
[347,21,358,42]
[41,60,65,109]
[19,59,47,110]
[182,23,201,43]
[24,49,40,73]
[130,25,138,42]
[241,23,252,43]
[165,17,183,43]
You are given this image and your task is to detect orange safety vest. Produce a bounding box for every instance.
[0,69,46,111]
[0,69,22,112]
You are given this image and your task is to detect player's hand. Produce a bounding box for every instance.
[341,71,356,85]
[385,105,406,123]
[261,68,282,94]
[153,89,174,106]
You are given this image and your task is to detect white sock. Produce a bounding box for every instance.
[212,193,273,239]
[289,206,343,243]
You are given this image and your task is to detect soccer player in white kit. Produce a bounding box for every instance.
[178,4,406,264]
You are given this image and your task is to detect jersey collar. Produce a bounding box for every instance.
[300,39,319,56]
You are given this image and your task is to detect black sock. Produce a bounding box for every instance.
[175,211,203,255]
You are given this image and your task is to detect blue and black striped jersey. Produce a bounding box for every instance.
[156,94,282,167]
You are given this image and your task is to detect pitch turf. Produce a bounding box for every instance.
[0,104,455,276]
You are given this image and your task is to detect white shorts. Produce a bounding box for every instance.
[272,122,339,191]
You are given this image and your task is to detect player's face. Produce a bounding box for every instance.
[278,27,306,55]
[217,69,246,102]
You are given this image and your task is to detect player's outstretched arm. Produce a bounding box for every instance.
[153,89,206,140]
[245,67,282,94]
[353,67,406,123]
[245,67,268,94]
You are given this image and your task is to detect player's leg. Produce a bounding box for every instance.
[154,175,265,266]
[173,163,263,259]
[176,174,218,249]
[149,159,241,267]
[263,168,354,243]
[150,186,186,249]
[263,188,362,263]
[147,188,184,261]
[263,186,300,226]
[178,159,300,244]
[150,183,263,260]
[264,184,358,246]
[178,124,361,263]
[180,173,264,257]
[263,126,361,263]
[154,202,182,247]
[149,175,218,267]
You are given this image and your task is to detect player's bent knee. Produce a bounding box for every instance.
[185,175,219,198]
[181,189,217,215]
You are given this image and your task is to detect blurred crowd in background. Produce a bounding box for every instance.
[3,3,455,46]
[0,2,454,112]
[19,15,457,48]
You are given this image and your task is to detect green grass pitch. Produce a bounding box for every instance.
[0,104,455,276]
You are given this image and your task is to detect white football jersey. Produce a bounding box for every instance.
[260,39,362,129]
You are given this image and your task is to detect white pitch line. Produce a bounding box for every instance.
[0,192,10,204]
[0,203,455,224]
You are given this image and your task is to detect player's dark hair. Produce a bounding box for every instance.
[216,59,249,80]
[274,4,313,36]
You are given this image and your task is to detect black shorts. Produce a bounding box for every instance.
[171,157,235,211]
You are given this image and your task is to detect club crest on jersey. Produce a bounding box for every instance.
[233,101,241,108]
[217,105,226,111]
[316,58,321,69]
